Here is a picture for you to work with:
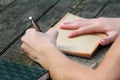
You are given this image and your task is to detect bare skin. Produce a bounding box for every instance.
[60,17,120,45]
[21,17,120,80]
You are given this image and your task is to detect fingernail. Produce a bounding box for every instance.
[68,33,72,38]
[68,32,75,38]
[60,22,65,26]
[100,39,105,45]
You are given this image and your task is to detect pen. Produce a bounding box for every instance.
[29,16,43,32]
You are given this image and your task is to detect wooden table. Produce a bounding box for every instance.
[0,0,120,79]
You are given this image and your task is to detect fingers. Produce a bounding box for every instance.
[21,43,26,52]
[68,25,99,38]
[60,18,88,30]
[60,21,80,30]
[26,28,37,34]
[21,28,37,43]
[21,42,29,54]
[21,28,38,52]
[100,32,118,46]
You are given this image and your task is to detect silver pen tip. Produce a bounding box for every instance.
[29,16,32,20]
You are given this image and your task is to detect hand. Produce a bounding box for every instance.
[21,28,58,68]
[60,17,120,45]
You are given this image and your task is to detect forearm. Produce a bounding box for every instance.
[96,35,120,80]
[40,35,120,80]
[22,26,120,80]
[37,45,95,80]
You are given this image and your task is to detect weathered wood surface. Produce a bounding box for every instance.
[0,0,120,72]
[0,0,59,52]
[0,0,15,12]
[98,0,120,17]
[0,0,85,67]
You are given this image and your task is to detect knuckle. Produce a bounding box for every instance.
[21,35,27,43]
[21,36,25,42]
[26,28,36,34]
[98,17,104,19]
[96,17,105,25]
[21,44,25,49]
[93,17,102,26]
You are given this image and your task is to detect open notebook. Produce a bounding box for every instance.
[52,13,105,58]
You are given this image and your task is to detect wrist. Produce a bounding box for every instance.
[35,44,61,69]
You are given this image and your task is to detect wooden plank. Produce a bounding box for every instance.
[72,0,110,18]
[1,0,117,78]
[37,0,84,31]
[0,0,59,52]
[1,0,115,69]
[0,0,84,67]
[1,39,41,67]
[98,0,120,17]
[0,0,15,12]
[0,0,59,66]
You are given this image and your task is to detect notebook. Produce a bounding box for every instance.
[52,13,105,58]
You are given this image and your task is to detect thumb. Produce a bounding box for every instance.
[46,28,58,44]
[100,32,118,46]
